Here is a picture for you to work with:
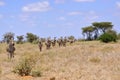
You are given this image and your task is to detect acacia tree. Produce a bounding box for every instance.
[82,22,115,41]
[3,32,15,44]
[92,22,113,34]
[26,33,38,43]
[82,26,94,40]
[92,26,99,40]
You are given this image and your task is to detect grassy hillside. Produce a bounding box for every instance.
[0,41,120,80]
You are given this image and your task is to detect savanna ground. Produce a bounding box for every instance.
[0,41,120,80]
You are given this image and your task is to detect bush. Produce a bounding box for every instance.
[13,55,36,76]
[99,33,117,43]
[26,33,38,43]
[13,58,32,76]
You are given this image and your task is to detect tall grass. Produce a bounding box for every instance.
[0,41,120,79]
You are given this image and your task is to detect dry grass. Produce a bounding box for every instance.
[89,57,101,63]
[0,41,120,80]
[0,66,2,75]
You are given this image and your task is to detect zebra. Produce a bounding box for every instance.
[6,41,15,59]
[38,40,43,52]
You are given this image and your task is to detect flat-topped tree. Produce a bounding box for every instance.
[82,26,94,41]
[92,22,113,34]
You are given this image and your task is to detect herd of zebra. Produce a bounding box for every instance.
[39,37,76,51]
[5,37,76,59]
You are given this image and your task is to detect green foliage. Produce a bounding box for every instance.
[17,35,24,44]
[26,33,38,43]
[107,30,117,40]
[92,22,113,33]
[3,32,15,44]
[82,22,114,40]
[13,55,36,76]
[13,58,32,76]
[82,26,94,33]
[82,26,94,40]
[99,32,117,43]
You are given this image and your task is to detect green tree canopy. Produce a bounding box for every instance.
[26,33,38,43]
[82,26,94,40]
[92,22,113,33]
[17,35,24,44]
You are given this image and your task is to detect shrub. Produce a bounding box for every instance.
[26,33,38,43]
[13,55,36,76]
[99,33,117,43]
[13,58,32,76]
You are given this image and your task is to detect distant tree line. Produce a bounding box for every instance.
[1,32,76,44]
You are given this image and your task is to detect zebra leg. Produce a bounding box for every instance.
[10,52,13,59]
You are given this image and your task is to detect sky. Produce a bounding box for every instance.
[0,0,120,40]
